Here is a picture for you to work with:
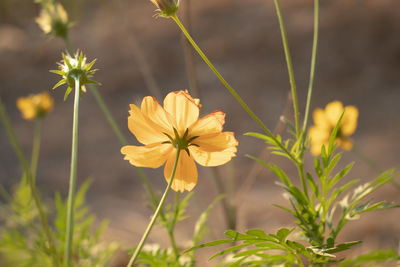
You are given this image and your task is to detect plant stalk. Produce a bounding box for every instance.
[273,0,301,138]
[301,0,319,156]
[64,79,81,267]
[171,14,299,165]
[31,119,42,182]
[127,148,181,267]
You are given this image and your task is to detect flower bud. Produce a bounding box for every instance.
[149,0,179,17]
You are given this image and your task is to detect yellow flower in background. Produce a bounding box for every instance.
[17,92,54,121]
[35,2,70,38]
[121,90,238,192]
[309,101,358,155]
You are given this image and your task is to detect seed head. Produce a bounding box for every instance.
[50,51,99,101]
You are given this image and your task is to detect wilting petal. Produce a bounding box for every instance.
[341,106,358,136]
[190,132,238,166]
[325,101,344,126]
[164,150,198,192]
[189,110,225,137]
[121,142,172,168]
[141,96,175,134]
[128,104,170,145]
[164,91,199,135]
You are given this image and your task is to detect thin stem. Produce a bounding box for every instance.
[273,0,300,137]
[171,14,299,165]
[64,79,81,267]
[127,148,181,267]
[168,191,180,259]
[0,98,59,267]
[88,85,128,145]
[31,119,42,182]
[301,0,319,156]
[297,164,308,199]
[181,0,200,98]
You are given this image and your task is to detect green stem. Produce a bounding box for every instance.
[0,98,59,267]
[297,164,308,199]
[31,119,42,182]
[301,0,319,156]
[168,191,180,259]
[273,0,300,137]
[127,148,181,267]
[64,79,81,267]
[88,85,128,145]
[171,14,299,165]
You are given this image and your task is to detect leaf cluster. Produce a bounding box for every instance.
[0,177,118,267]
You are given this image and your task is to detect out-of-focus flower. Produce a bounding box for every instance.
[35,2,71,39]
[309,101,358,155]
[149,0,180,17]
[121,90,238,192]
[50,51,99,101]
[17,92,54,121]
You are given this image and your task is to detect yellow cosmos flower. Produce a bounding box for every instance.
[121,90,238,192]
[17,92,54,121]
[309,101,358,155]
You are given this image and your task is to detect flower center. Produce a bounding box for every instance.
[163,128,199,156]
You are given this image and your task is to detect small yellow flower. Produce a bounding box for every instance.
[35,3,70,39]
[309,101,358,155]
[17,92,54,121]
[121,90,238,192]
[149,0,179,17]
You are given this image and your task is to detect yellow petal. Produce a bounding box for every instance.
[17,97,36,120]
[189,110,225,137]
[310,140,327,156]
[128,104,170,145]
[189,132,237,166]
[308,126,329,143]
[141,96,175,134]
[193,132,238,151]
[341,106,358,136]
[121,142,172,168]
[163,91,199,135]
[312,108,330,129]
[164,150,198,192]
[325,101,344,126]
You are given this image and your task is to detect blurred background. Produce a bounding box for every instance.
[1,0,399,264]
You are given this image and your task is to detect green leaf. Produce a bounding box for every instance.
[64,87,72,101]
[246,155,292,186]
[329,162,354,188]
[338,249,400,267]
